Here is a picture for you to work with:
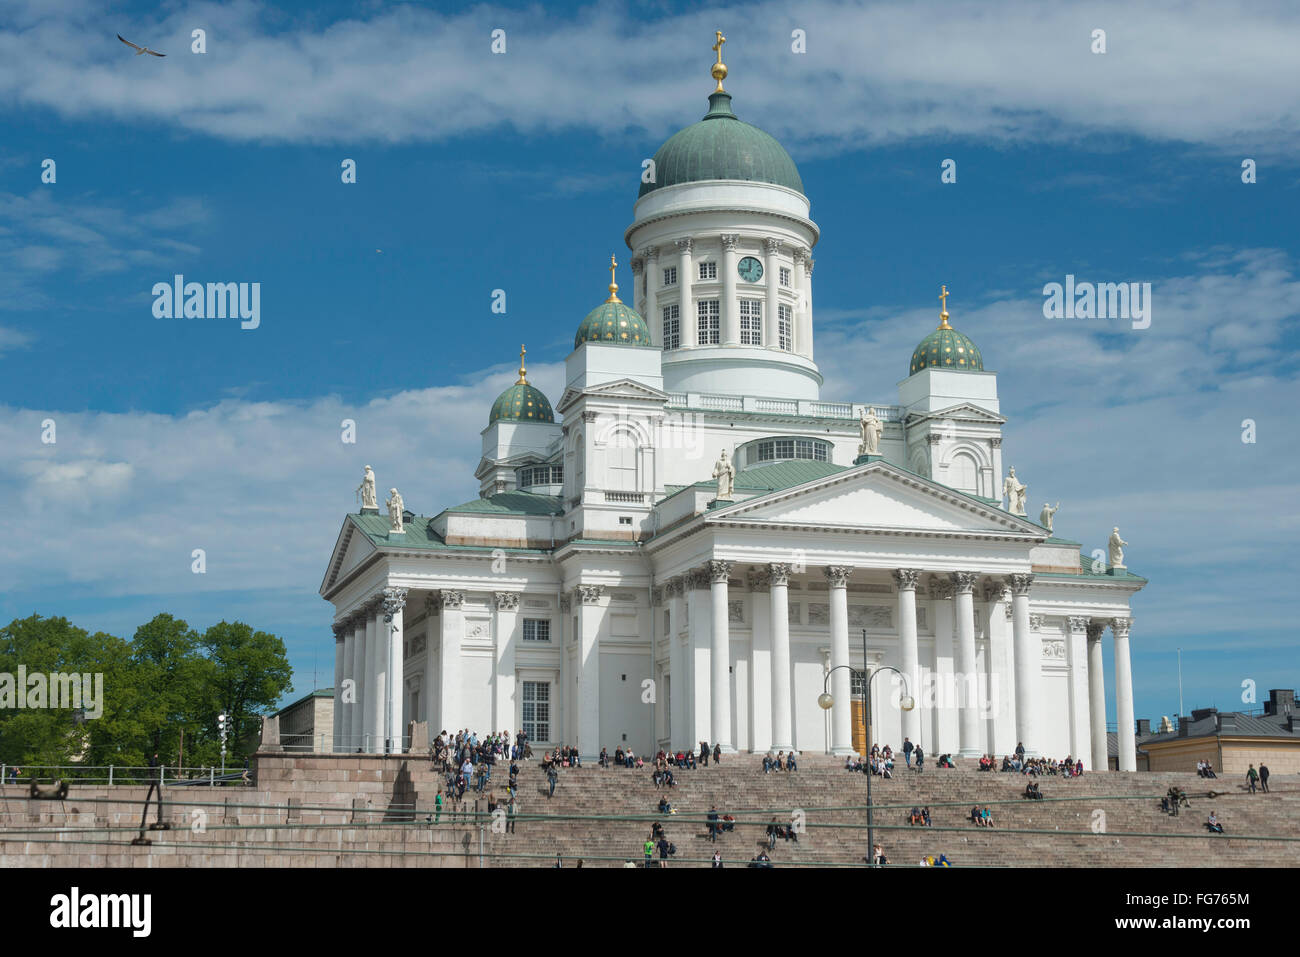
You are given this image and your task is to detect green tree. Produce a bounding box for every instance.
[200,620,293,759]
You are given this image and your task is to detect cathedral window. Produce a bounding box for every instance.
[663,266,677,286]
[523,619,551,642]
[779,267,791,288]
[518,465,562,488]
[697,300,720,345]
[778,303,793,351]
[698,261,717,281]
[949,452,979,494]
[750,437,830,464]
[662,304,680,350]
[522,681,550,741]
[739,299,762,345]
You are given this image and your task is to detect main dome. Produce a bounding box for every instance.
[638,92,803,199]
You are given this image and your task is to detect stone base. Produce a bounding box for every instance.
[360,507,379,515]
[1108,564,1127,575]
[853,454,884,466]
[706,497,733,510]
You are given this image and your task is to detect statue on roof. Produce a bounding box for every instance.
[1039,502,1060,533]
[713,449,736,500]
[1108,526,1128,567]
[356,465,377,511]
[859,407,882,457]
[386,488,405,533]
[1003,466,1027,516]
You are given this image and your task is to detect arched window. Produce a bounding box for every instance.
[607,431,639,491]
[949,452,978,493]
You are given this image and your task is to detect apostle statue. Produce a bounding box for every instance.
[713,449,736,500]
[1002,466,1027,516]
[356,465,378,510]
[1108,526,1128,567]
[1039,502,1060,533]
[386,487,405,533]
[859,407,882,456]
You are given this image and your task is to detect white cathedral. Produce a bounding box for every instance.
[321,41,1146,771]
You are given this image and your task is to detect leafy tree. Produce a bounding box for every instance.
[200,620,293,759]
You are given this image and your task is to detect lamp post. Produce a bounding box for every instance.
[819,630,914,866]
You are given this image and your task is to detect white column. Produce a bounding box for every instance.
[631,255,645,316]
[438,591,464,736]
[332,625,346,752]
[983,580,1015,756]
[1112,618,1136,772]
[365,604,384,752]
[676,238,694,346]
[720,234,738,345]
[348,618,365,751]
[748,569,772,753]
[422,598,438,728]
[686,572,712,744]
[1009,573,1039,756]
[1087,620,1108,771]
[801,253,815,361]
[644,246,659,343]
[894,568,922,748]
[930,578,957,753]
[1065,616,1091,766]
[763,237,781,349]
[768,563,793,751]
[826,565,854,756]
[708,560,733,752]
[576,585,604,758]
[667,578,686,750]
[494,592,520,738]
[382,586,407,753]
[952,572,981,757]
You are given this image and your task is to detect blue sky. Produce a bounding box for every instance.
[1,0,1297,729]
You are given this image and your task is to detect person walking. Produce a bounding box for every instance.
[506,797,517,833]
[903,737,914,768]
[434,789,443,825]
[914,745,925,772]
[711,850,723,868]
[1247,764,1259,794]
[643,837,654,864]
[707,805,720,842]
[547,764,559,799]
[1259,763,1270,793]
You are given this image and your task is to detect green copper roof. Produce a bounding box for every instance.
[909,325,984,375]
[574,300,653,349]
[447,492,563,515]
[734,460,847,491]
[638,92,803,199]
[489,382,554,424]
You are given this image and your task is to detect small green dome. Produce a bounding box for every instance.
[910,324,984,375]
[638,92,803,199]
[574,300,653,349]
[489,381,554,424]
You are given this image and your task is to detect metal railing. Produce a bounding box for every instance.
[0,764,250,786]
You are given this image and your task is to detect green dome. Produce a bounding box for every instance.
[489,382,554,424]
[909,323,984,375]
[574,300,653,349]
[638,92,803,199]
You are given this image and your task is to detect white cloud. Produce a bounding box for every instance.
[0,1,1297,155]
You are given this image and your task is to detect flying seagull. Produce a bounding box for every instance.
[117,34,166,57]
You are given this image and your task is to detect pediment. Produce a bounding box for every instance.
[320,516,378,595]
[905,403,1006,425]
[556,378,668,412]
[708,462,1039,538]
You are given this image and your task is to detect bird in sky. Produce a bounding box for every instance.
[117,34,166,57]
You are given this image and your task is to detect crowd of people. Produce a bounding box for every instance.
[760,751,798,772]
[979,748,1083,777]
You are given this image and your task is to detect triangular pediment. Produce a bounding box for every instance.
[905,403,1006,426]
[320,516,379,595]
[708,462,1040,538]
[557,378,668,413]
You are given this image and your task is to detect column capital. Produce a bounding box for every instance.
[651,586,664,606]
[440,590,464,610]
[763,236,782,255]
[1085,618,1106,642]
[720,233,739,251]
[559,595,572,614]
[665,576,685,598]
[1029,614,1044,632]
[577,584,605,605]
[382,586,408,622]
[1066,616,1090,634]
[675,237,694,253]
[1009,572,1035,596]
[791,247,807,265]
[1110,617,1133,638]
[768,562,791,586]
[581,410,600,423]
[892,568,921,591]
[804,256,815,276]
[643,244,660,262]
[332,621,350,638]
[686,569,711,590]
[928,574,955,601]
[982,578,1007,604]
[708,559,733,584]
[824,565,853,588]
[951,571,979,595]
[990,436,1003,449]
[493,591,520,611]
[630,256,644,275]
[746,568,771,592]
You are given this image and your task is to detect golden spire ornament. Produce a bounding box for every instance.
[516,344,528,384]
[938,284,952,329]
[605,254,622,303]
[711,30,728,92]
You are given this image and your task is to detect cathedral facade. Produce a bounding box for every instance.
[320,50,1146,770]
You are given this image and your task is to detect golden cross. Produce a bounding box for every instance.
[517,344,527,384]
[606,254,621,303]
[938,284,951,327]
[713,31,726,63]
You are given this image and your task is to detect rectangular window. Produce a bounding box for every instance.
[663,266,677,286]
[522,681,550,742]
[778,303,793,352]
[697,300,720,345]
[779,267,791,288]
[698,261,717,281]
[739,299,762,345]
[523,618,551,642]
[662,304,680,350]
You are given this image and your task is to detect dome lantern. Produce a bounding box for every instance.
[573,256,653,349]
[488,344,555,424]
[909,286,984,375]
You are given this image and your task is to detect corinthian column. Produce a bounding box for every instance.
[332,622,348,752]
[1009,573,1038,756]
[709,560,733,752]
[769,563,793,751]
[676,238,694,345]
[894,568,922,747]
[1086,619,1107,771]
[721,234,739,345]
[1112,617,1136,771]
[763,237,782,349]
[644,246,660,342]
[382,586,408,753]
[951,572,981,757]
[826,565,854,755]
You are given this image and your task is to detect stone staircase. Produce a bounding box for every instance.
[2,753,1296,867]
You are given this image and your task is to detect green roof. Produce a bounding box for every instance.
[638,92,803,199]
[574,300,652,349]
[489,381,554,424]
[733,460,848,491]
[349,511,551,552]
[910,324,983,375]
[447,491,563,515]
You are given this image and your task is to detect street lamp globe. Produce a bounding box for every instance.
[900,694,916,711]
[817,692,834,711]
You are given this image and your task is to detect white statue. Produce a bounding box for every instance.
[1039,502,1060,533]
[386,487,405,533]
[858,407,882,456]
[1108,526,1128,567]
[356,465,377,510]
[1002,466,1027,516]
[713,449,736,500]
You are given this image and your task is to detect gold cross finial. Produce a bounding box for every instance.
[517,344,527,384]
[711,31,728,92]
[938,284,951,329]
[605,254,622,303]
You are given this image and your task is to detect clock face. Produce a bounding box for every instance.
[737,256,764,282]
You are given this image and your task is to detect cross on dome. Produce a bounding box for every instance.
[605,255,621,303]
[711,30,728,92]
[938,285,951,329]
